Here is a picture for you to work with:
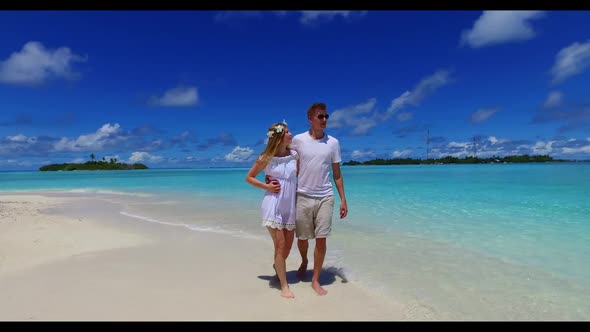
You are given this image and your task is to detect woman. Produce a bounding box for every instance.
[245,120,298,299]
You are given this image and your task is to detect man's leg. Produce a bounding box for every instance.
[295,194,314,280]
[310,195,334,295]
[311,237,328,295]
[297,239,308,279]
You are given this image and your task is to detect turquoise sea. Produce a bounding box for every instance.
[1,163,589,320]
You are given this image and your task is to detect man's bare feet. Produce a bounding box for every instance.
[312,281,328,296]
[281,288,295,299]
[296,261,308,279]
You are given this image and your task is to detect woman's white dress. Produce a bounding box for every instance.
[260,150,298,230]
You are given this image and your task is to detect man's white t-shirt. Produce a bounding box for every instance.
[291,131,341,197]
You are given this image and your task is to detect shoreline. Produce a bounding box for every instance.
[0,192,406,321]
[2,190,589,321]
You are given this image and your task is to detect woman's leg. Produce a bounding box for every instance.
[267,227,294,298]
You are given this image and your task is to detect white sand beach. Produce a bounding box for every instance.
[0,193,406,321]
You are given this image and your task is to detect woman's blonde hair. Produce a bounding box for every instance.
[257,122,288,165]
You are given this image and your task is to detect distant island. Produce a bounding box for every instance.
[343,154,566,166]
[39,154,148,171]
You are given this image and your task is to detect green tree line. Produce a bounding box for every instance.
[39,154,148,171]
[343,154,562,166]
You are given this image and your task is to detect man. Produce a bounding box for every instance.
[290,102,348,296]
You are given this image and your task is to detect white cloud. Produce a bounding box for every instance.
[224,146,254,162]
[149,86,198,107]
[432,140,496,158]
[0,134,39,155]
[432,137,590,159]
[0,159,34,167]
[434,148,470,159]
[53,123,124,152]
[469,108,498,123]
[350,122,379,136]
[562,145,590,154]
[128,151,163,163]
[300,11,367,26]
[329,98,377,129]
[550,40,590,84]
[148,139,163,150]
[544,91,563,109]
[213,11,367,27]
[386,69,452,116]
[391,149,412,158]
[0,41,86,86]
[351,149,376,160]
[387,91,411,115]
[460,11,545,48]
[7,134,36,143]
[531,140,555,155]
[488,136,509,145]
[396,112,414,122]
[70,158,86,163]
[176,131,190,140]
[328,70,451,135]
[448,141,470,148]
[329,98,379,135]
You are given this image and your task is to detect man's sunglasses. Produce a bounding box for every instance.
[317,114,330,120]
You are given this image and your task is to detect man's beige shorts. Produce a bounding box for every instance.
[295,194,335,240]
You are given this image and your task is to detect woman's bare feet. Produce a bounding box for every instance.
[312,281,328,296]
[281,287,295,298]
[296,260,308,279]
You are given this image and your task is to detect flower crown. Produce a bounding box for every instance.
[267,119,288,138]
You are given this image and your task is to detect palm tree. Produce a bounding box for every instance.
[90,153,95,162]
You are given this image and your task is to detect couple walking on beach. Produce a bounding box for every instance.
[245,102,348,299]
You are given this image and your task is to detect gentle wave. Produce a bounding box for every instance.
[63,188,154,197]
[119,211,264,241]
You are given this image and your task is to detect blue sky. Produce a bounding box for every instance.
[1,10,589,170]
